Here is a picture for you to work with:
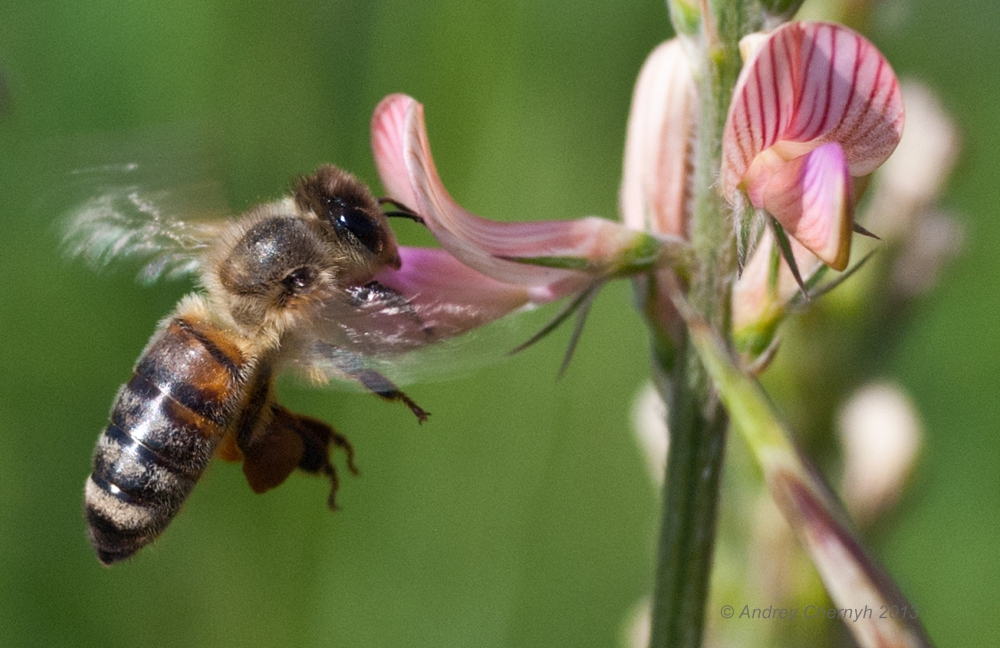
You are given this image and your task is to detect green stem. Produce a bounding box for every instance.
[647,341,728,648]
[647,2,762,647]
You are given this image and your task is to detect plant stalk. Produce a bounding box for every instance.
[647,342,728,648]
[646,2,761,647]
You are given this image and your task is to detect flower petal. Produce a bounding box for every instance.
[620,39,696,237]
[759,142,853,269]
[722,21,904,201]
[374,246,534,338]
[372,93,661,297]
[372,94,420,211]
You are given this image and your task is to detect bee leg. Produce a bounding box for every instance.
[288,413,360,511]
[322,345,431,423]
[239,405,305,495]
[240,404,360,508]
[354,368,430,423]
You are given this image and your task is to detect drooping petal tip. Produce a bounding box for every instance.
[372,94,420,211]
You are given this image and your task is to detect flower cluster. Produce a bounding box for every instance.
[621,21,903,360]
[362,12,924,648]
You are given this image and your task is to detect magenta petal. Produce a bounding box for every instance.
[722,22,904,201]
[375,246,534,341]
[762,142,852,270]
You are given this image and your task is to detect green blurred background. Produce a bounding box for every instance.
[0,1,994,646]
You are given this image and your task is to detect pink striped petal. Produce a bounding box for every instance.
[722,21,904,201]
[759,142,853,269]
[372,94,652,298]
[620,39,696,237]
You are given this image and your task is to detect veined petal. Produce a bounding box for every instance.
[373,94,656,294]
[371,95,420,211]
[722,21,904,201]
[620,39,696,237]
[759,142,852,269]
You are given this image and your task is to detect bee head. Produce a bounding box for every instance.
[294,165,401,275]
[208,166,402,336]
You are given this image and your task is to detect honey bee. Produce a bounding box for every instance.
[67,165,437,565]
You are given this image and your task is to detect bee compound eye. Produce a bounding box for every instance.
[281,266,318,295]
[326,198,383,255]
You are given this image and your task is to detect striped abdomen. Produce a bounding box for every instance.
[85,317,250,565]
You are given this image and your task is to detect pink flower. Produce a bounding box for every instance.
[369,93,681,343]
[721,22,904,271]
[617,39,697,341]
[620,39,696,238]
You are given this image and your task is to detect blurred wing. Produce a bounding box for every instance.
[55,123,231,284]
[281,247,544,388]
[281,312,532,390]
[63,172,225,283]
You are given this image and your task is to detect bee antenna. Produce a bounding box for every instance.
[383,210,426,225]
[378,198,426,226]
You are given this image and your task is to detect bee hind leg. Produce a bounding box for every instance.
[289,412,360,511]
[241,404,359,509]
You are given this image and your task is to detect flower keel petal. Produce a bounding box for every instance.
[374,246,534,339]
[762,142,852,270]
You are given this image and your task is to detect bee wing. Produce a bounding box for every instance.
[57,124,233,284]
[279,297,493,389]
[281,315,525,390]
[280,248,539,388]
[63,175,227,283]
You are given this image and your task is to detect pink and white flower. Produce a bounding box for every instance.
[721,21,904,271]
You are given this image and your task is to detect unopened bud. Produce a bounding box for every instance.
[838,382,922,522]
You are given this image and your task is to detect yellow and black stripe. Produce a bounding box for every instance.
[84,317,249,565]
